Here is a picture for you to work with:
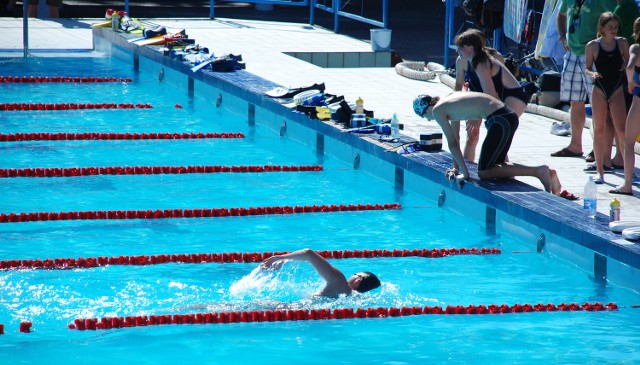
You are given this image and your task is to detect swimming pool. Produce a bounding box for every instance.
[1,50,639,364]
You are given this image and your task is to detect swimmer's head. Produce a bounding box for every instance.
[413,94,439,120]
[347,271,381,293]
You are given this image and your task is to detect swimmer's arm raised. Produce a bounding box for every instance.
[261,248,347,284]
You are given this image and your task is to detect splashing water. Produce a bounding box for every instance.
[229,261,316,302]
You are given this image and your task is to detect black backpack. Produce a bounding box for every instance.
[481,0,505,31]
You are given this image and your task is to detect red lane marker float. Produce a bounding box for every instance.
[0,203,401,224]
[68,302,619,331]
[0,76,132,83]
[19,322,32,333]
[0,164,323,178]
[0,132,244,142]
[0,103,152,111]
[0,247,500,271]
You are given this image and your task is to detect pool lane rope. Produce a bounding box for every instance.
[67,302,619,331]
[0,247,501,271]
[0,164,322,178]
[0,132,244,142]
[0,103,152,111]
[0,203,401,224]
[0,76,132,83]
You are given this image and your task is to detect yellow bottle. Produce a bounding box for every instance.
[609,198,620,222]
[355,97,364,115]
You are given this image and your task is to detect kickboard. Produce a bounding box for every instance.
[127,36,146,43]
[133,35,167,46]
[292,90,322,104]
[622,227,640,241]
[91,20,113,28]
[191,58,215,73]
[609,220,640,233]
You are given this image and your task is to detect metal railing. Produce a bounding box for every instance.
[120,0,387,32]
[121,0,308,19]
[444,0,501,67]
[22,1,29,60]
[310,0,389,33]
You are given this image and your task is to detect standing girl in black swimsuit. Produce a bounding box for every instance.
[453,29,505,163]
[610,17,640,196]
[585,12,629,184]
[455,31,529,118]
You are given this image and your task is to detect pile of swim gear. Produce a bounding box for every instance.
[95,11,245,73]
[157,33,244,73]
[265,82,376,126]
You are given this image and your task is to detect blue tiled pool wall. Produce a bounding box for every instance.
[93,29,640,292]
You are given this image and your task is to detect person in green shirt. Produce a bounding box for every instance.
[552,0,617,159]
[614,0,640,44]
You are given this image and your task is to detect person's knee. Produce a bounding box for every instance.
[467,127,480,139]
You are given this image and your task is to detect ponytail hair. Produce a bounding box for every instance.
[454,29,491,70]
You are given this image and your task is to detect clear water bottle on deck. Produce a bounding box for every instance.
[583,176,597,218]
[391,113,400,139]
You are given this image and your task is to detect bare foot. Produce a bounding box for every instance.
[549,168,562,195]
[537,166,552,193]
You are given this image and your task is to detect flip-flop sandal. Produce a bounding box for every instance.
[593,177,605,184]
[550,148,583,157]
[559,190,579,201]
[583,163,614,172]
[608,187,633,196]
[585,150,595,162]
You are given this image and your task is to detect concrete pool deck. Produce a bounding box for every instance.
[1,16,639,261]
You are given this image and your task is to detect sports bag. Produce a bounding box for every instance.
[535,71,561,92]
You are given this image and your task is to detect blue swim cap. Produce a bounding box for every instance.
[413,94,433,117]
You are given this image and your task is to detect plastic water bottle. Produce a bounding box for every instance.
[355,97,364,114]
[609,198,620,222]
[111,13,120,31]
[583,176,597,218]
[391,113,400,139]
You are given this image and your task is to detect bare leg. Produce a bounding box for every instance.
[609,88,627,167]
[590,88,609,181]
[478,164,554,193]
[567,101,586,154]
[464,119,481,162]
[549,169,562,195]
[602,112,615,168]
[618,97,640,193]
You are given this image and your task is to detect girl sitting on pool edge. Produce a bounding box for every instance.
[260,248,381,298]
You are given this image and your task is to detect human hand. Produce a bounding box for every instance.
[455,173,467,189]
[445,169,458,182]
[591,72,601,81]
[260,255,285,270]
[560,37,569,52]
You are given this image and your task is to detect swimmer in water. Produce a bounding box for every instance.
[260,248,381,298]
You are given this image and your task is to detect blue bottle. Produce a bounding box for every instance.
[583,176,597,218]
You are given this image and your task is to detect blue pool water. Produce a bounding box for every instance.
[1,55,640,364]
